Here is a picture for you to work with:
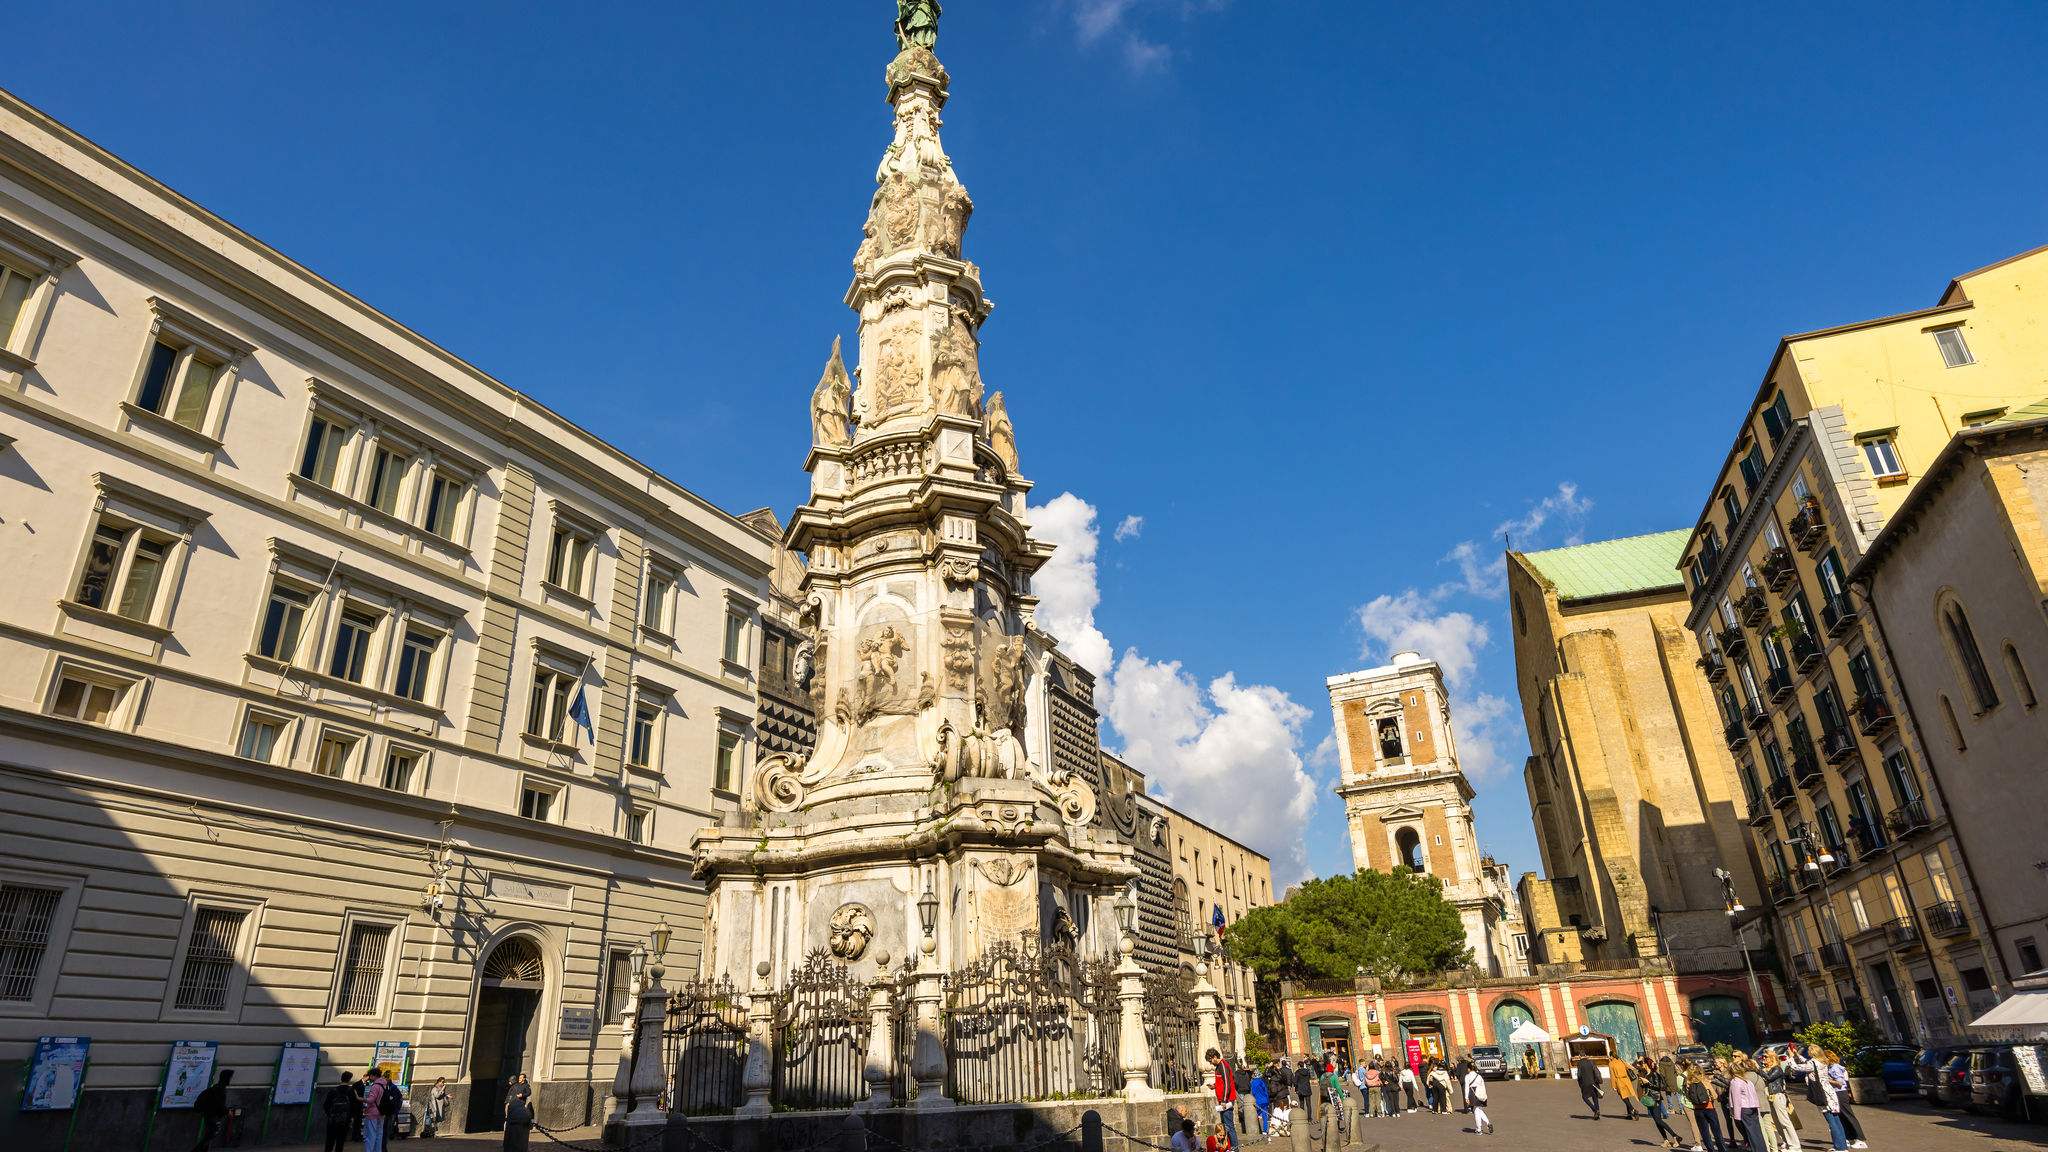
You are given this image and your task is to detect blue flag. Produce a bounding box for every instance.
[568,687,593,742]
[1212,903,1226,932]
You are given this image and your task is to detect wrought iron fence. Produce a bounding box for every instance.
[662,974,748,1114]
[1145,965,1203,1092]
[1080,956,1123,1094]
[945,933,1084,1102]
[771,949,874,1109]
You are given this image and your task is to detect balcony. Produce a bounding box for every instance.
[1719,627,1750,661]
[1818,941,1851,971]
[1739,590,1770,626]
[1820,727,1859,766]
[1763,548,1798,591]
[1724,718,1750,751]
[1746,700,1773,732]
[1770,873,1797,904]
[1925,901,1971,939]
[1841,996,1868,1023]
[1821,846,1850,877]
[1886,799,1931,839]
[1791,748,1826,788]
[1853,693,1896,738]
[1699,651,1728,683]
[1769,776,1798,810]
[1767,665,1796,703]
[1822,597,1861,638]
[1850,824,1888,861]
[1790,631,1824,673]
[1791,500,1828,551]
[1792,952,1820,979]
[1747,799,1777,829]
[1884,917,1921,951]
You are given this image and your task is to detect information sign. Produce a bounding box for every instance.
[272,1042,320,1106]
[159,1040,218,1110]
[371,1041,410,1090]
[22,1037,90,1112]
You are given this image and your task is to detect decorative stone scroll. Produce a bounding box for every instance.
[755,753,807,814]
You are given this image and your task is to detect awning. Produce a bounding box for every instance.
[1508,1021,1553,1044]
[1970,992,2048,1030]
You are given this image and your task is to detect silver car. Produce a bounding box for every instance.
[1468,1045,1508,1079]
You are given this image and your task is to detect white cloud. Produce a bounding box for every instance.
[1063,0,1228,71]
[1499,481,1593,549]
[1113,514,1144,542]
[1029,491,1320,882]
[1356,590,1490,687]
[1030,493,1114,677]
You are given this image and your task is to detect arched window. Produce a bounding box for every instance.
[1172,879,1191,938]
[1395,826,1426,872]
[2004,643,2037,709]
[1940,597,2000,712]
[1939,694,1967,753]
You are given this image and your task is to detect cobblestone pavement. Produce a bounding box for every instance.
[1235,1078,2048,1152]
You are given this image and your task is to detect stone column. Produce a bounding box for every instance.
[624,959,670,1134]
[907,938,954,1110]
[858,953,896,1111]
[606,963,643,1124]
[736,961,775,1119]
[1118,935,1162,1102]
[1195,960,1222,1066]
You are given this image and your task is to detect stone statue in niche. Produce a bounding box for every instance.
[1050,905,1079,948]
[929,182,972,259]
[811,336,853,447]
[929,311,981,417]
[791,638,816,692]
[985,391,1019,474]
[981,635,1029,735]
[858,626,909,702]
[829,903,876,961]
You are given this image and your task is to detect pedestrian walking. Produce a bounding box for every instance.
[190,1070,232,1152]
[1823,1051,1868,1148]
[424,1077,450,1138]
[1208,1048,1242,1152]
[1609,1055,1639,1121]
[1292,1058,1318,1123]
[1463,1063,1493,1135]
[1249,1065,1271,1136]
[1575,1054,1605,1120]
[375,1072,403,1148]
[322,1073,356,1152]
[1400,1062,1420,1112]
[504,1087,534,1152]
[360,1072,388,1152]
[1683,1063,1729,1152]
[1729,1057,1766,1152]
[1635,1056,1686,1148]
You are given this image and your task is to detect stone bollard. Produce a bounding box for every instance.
[1289,1110,1311,1152]
[1081,1109,1104,1152]
[838,1110,868,1152]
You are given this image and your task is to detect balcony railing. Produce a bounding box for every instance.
[1770,873,1797,905]
[1769,776,1798,810]
[1767,666,1796,702]
[1818,941,1851,970]
[1724,718,1750,750]
[1820,727,1859,766]
[1793,952,1820,979]
[1719,628,1750,661]
[1822,597,1861,638]
[1699,651,1728,683]
[1747,799,1776,829]
[1791,500,1828,551]
[1739,590,1770,626]
[1850,824,1888,861]
[1790,631,1824,672]
[1746,700,1773,731]
[1853,693,1896,738]
[1841,996,1868,1023]
[1791,747,1825,787]
[1821,846,1849,876]
[1925,901,1971,938]
[1763,548,1798,590]
[1884,917,1921,950]
[1886,799,1931,839]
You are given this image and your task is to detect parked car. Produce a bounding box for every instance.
[1936,1050,1979,1107]
[1674,1045,1712,1069]
[1969,1046,2025,1117]
[1916,1047,1960,1103]
[1872,1045,1919,1095]
[1468,1045,1507,1079]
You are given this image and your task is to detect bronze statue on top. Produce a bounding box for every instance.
[896,0,940,51]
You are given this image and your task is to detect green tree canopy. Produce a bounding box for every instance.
[1228,867,1473,981]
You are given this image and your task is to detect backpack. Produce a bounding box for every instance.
[324,1086,352,1124]
[1686,1079,1712,1108]
[380,1083,403,1116]
[1234,1066,1253,1094]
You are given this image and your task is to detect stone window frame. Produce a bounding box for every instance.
[639,551,686,642]
[720,589,760,678]
[521,639,593,756]
[0,865,86,1018]
[0,213,80,385]
[59,473,210,641]
[517,775,563,824]
[325,909,406,1023]
[309,721,368,781]
[624,805,653,846]
[290,379,483,558]
[627,675,675,775]
[41,656,147,733]
[232,702,300,766]
[1928,323,1975,369]
[377,740,431,795]
[117,297,255,456]
[157,890,266,1024]
[251,538,462,712]
[542,499,609,608]
[712,706,752,796]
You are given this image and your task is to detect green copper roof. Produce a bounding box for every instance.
[1989,398,2048,427]
[1520,529,1691,602]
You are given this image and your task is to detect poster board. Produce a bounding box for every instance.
[272,1042,320,1106]
[371,1041,410,1090]
[2016,1045,2048,1096]
[158,1041,218,1110]
[21,1036,90,1112]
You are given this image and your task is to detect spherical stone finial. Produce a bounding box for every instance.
[755,960,772,978]
[921,936,937,956]
[875,949,891,969]
[1118,934,1135,957]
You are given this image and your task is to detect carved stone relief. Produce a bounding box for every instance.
[829,903,875,960]
[930,309,981,417]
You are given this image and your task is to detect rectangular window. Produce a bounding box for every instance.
[723,612,747,664]
[50,676,120,725]
[364,448,404,516]
[2019,939,2042,975]
[312,733,357,778]
[299,417,347,487]
[1862,437,1905,478]
[642,573,672,632]
[237,715,284,762]
[604,948,636,1021]
[626,809,649,844]
[1762,392,1793,444]
[393,629,439,702]
[135,339,222,431]
[75,520,172,621]
[715,731,738,792]
[0,264,35,348]
[328,608,379,684]
[1933,326,1975,367]
[1739,443,1766,492]
[629,702,659,769]
[1848,886,1869,931]
[421,473,460,539]
[1883,873,1908,922]
[173,908,247,1012]
[1924,850,1955,903]
[258,584,311,661]
[1764,521,1784,551]
[519,785,555,822]
[0,884,63,1002]
[381,749,419,792]
[1963,407,2008,429]
[334,923,392,1016]
[527,668,574,742]
[546,527,592,596]
[1883,751,1920,807]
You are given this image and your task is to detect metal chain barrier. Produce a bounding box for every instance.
[1095,1118,1181,1152]
[530,1119,671,1152]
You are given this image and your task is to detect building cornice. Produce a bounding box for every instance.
[1683,420,1811,632]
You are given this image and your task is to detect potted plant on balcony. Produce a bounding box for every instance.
[1796,1020,1889,1104]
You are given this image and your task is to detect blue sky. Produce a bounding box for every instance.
[15,2,2047,884]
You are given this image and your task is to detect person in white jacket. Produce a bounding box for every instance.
[1463,1065,1493,1135]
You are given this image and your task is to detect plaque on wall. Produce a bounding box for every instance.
[560,1007,597,1040]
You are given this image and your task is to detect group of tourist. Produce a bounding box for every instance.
[1177,1046,1496,1149]
[1575,1043,1871,1152]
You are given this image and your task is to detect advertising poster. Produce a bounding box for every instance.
[371,1041,410,1089]
[272,1042,320,1106]
[158,1040,218,1110]
[22,1036,90,1112]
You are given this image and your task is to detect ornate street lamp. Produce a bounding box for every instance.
[917,877,939,940]
[651,916,672,958]
[1116,881,1138,941]
[1192,929,1210,960]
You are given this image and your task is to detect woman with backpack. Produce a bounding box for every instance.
[1683,1063,1729,1152]
[1635,1055,1686,1149]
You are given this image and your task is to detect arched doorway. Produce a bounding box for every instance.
[1305,1016,1352,1067]
[1583,1001,1645,1061]
[1395,1012,1447,1068]
[1689,994,1754,1051]
[1394,827,1425,872]
[1492,999,1543,1072]
[466,936,547,1132]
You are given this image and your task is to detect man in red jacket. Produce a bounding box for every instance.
[1208,1048,1241,1149]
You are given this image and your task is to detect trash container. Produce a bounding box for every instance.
[222,1106,244,1147]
